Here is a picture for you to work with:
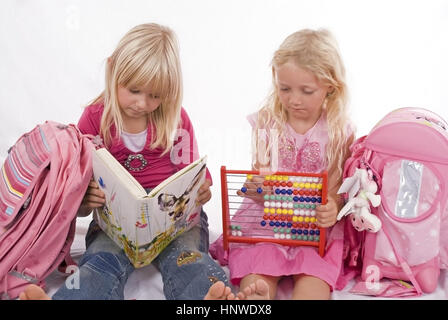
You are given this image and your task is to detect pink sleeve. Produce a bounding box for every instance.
[247,112,258,129]
[77,105,102,136]
[174,108,213,185]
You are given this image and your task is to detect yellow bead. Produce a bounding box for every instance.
[305,183,311,189]
[276,208,282,214]
[298,216,304,222]
[317,184,322,190]
[264,208,269,213]
[265,175,271,181]
[293,216,298,222]
[305,217,310,222]
[299,183,305,188]
[283,176,289,181]
[310,217,316,223]
[282,209,288,214]
[293,182,299,188]
[311,183,316,189]
[288,209,293,215]
[270,208,275,214]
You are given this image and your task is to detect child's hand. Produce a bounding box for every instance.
[315,194,339,228]
[78,178,106,217]
[236,175,272,203]
[197,179,212,205]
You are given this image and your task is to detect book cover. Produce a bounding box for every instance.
[91,147,207,268]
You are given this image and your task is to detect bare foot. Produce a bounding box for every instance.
[237,279,270,300]
[19,284,51,300]
[204,281,236,300]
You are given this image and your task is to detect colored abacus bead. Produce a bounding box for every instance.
[241,187,247,193]
[257,187,263,194]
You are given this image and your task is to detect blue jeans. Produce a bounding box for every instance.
[52,209,228,300]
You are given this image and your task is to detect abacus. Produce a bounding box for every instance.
[220,166,327,257]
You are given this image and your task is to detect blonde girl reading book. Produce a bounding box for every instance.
[20,23,230,300]
[207,28,356,300]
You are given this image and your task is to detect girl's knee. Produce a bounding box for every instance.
[81,251,132,278]
[292,274,331,299]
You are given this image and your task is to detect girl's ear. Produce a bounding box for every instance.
[326,85,335,98]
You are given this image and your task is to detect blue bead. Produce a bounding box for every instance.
[241,187,247,193]
[309,230,315,235]
[257,187,263,194]
[317,198,322,203]
[315,230,320,235]
[269,221,275,227]
[303,230,309,235]
[287,223,292,228]
[275,189,281,194]
[281,222,286,227]
[311,198,316,203]
[291,229,297,234]
[287,189,293,195]
[261,221,266,226]
[305,197,311,202]
[297,229,302,235]
[281,189,287,194]
[293,196,299,202]
[299,197,305,202]
[275,222,280,227]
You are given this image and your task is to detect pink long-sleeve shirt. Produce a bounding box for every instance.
[78,103,211,189]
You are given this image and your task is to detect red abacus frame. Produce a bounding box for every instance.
[220,166,328,257]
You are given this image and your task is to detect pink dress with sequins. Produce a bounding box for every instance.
[209,111,346,289]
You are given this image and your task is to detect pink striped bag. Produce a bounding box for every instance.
[339,107,448,296]
[0,121,94,299]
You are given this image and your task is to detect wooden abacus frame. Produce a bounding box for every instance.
[220,166,328,257]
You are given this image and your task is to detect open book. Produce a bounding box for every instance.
[92,147,207,268]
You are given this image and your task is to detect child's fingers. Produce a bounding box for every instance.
[82,195,105,208]
[87,183,105,197]
[316,207,337,227]
[198,188,212,203]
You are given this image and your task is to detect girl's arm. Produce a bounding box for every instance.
[315,170,344,228]
[316,129,355,228]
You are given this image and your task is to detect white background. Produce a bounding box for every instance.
[1,0,448,235]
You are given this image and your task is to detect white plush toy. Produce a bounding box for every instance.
[337,168,382,233]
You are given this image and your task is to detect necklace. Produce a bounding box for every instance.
[124,153,148,172]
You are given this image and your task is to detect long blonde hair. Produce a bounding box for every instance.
[254,29,355,185]
[90,23,183,154]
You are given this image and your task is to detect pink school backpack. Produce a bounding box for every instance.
[339,107,448,296]
[0,121,94,299]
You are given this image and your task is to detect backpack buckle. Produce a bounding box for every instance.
[8,269,38,284]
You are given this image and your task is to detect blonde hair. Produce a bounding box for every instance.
[90,23,183,154]
[254,29,355,186]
